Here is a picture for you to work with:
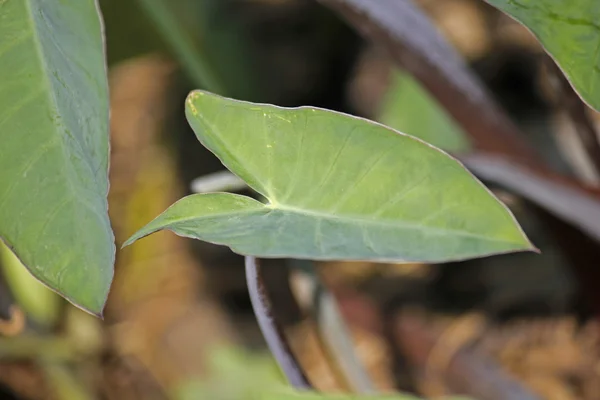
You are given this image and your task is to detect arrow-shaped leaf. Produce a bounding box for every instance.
[125,91,534,262]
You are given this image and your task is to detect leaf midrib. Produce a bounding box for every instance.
[272,203,524,246]
[18,0,112,313]
[24,0,109,231]
[155,194,523,247]
[25,0,104,196]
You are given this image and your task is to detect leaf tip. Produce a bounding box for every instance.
[511,229,540,255]
[508,223,539,256]
[121,225,156,249]
[186,90,211,117]
[528,241,541,255]
[75,303,105,320]
[56,290,107,319]
[121,235,138,249]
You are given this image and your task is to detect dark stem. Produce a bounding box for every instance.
[317,0,537,164]
[245,256,312,390]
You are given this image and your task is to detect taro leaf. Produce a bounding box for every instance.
[483,0,600,111]
[0,0,113,315]
[125,91,534,262]
[379,70,471,153]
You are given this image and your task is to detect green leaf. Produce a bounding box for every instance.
[173,346,444,400]
[125,91,534,262]
[265,394,469,400]
[378,70,471,153]
[258,390,422,400]
[483,0,600,111]
[0,0,114,315]
[259,391,471,400]
[174,346,285,400]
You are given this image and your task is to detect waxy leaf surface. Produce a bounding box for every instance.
[0,0,113,314]
[126,91,533,262]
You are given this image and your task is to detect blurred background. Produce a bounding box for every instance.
[1,0,600,398]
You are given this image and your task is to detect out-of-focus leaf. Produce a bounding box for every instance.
[379,70,470,153]
[125,91,534,262]
[0,241,60,328]
[174,346,284,400]
[99,0,167,65]
[260,391,471,400]
[483,0,600,111]
[42,362,94,400]
[136,0,259,99]
[0,0,113,315]
[258,389,422,400]
[174,346,463,400]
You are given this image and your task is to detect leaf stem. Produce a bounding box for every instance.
[290,260,376,394]
[245,256,312,390]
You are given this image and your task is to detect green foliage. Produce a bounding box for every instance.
[484,0,600,111]
[0,241,60,328]
[0,0,113,315]
[174,346,444,400]
[125,91,533,262]
[174,346,285,400]
[99,0,167,65]
[136,0,259,99]
[378,71,471,153]
[261,391,423,400]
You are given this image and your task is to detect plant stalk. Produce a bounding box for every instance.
[245,256,312,390]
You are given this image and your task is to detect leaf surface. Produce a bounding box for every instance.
[484,0,600,111]
[0,0,113,314]
[126,91,533,262]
